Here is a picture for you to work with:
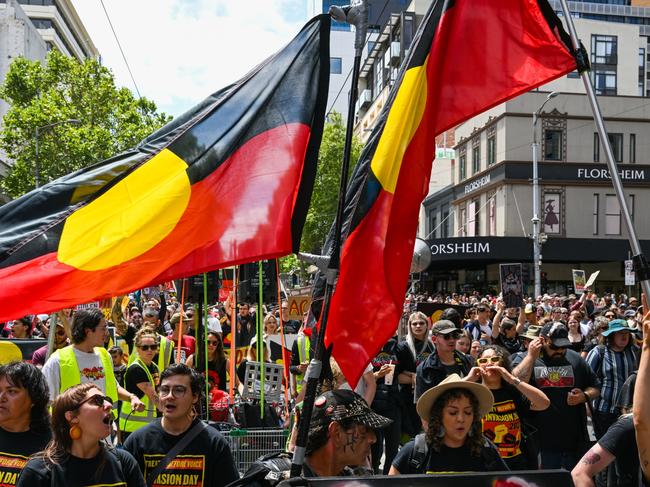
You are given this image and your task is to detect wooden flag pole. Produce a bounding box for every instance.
[176,278,186,364]
[276,258,291,417]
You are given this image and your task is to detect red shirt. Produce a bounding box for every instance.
[167,333,195,363]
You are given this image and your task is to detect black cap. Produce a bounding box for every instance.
[309,390,392,436]
[540,322,571,348]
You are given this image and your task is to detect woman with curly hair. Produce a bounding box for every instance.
[389,373,506,474]
[0,362,51,486]
[17,383,145,487]
[466,345,550,470]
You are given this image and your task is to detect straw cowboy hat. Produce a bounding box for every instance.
[416,373,494,420]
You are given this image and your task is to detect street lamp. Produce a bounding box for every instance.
[531,92,558,298]
[34,119,81,188]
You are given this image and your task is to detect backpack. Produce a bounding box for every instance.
[226,451,293,487]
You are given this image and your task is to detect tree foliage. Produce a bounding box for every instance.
[300,112,363,253]
[0,50,171,198]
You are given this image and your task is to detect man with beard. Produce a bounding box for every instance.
[513,322,601,470]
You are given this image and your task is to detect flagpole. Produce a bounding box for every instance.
[276,258,291,418]
[203,273,209,419]
[258,260,265,418]
[229,266,238,405]
[290,0,368,476]
[558,0,650,299]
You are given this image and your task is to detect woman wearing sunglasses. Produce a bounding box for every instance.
[466,345,550,470]
[18,383,145,487]
[186,331,229,392]
[119,329,160,440]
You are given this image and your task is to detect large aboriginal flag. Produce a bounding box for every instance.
[0,15,330,321]
[325,0,578,386]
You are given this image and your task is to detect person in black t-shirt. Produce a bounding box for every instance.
[124,364,238,487]
[0,362,51,487]
[634,302,650,486]
[572,414,646,487]
[17,383,144,487]
[389,373,506,475]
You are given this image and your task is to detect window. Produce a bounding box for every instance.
[487,193,497,236]
[459,205,467,237]
[593,133,600,163]
[373,57,384,97]
[487,133,496,166]
[639,48,645,96]
[467,200,479,237]
[459,152,467,181]
[330,57,342,74]
[471,140,480,174]
[441,203,450,238]
[591,35,617,65]
[609,133,623,163]
[593,70,617,95]
[428,208,438,239]
[593,194,599,235]
[630,134,636,164]
[605,194,620,235]
[544,130,563,160]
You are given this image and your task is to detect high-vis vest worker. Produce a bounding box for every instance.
[118,358,158,433]
[127,335,174,373]
[296,334,311,393]
[58,345,118,403]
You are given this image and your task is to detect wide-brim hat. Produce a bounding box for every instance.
[416,374,494,420]
[520,325,541,340]
[602,319,634,337]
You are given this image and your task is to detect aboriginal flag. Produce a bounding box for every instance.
[325,0,578,386]
[0,15,330,321]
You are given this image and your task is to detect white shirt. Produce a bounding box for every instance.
[42,347,108,401]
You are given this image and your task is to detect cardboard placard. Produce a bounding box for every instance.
[585,270,600,289]
[500,263,523,309]
[572,269,586,294]
[625,260,635,286]
[287,296,311,320]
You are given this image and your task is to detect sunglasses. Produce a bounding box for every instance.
[77,393,112,409]
[139,344,158,351]
[439,332,462,340]
[208,340,220,346]
[477,356,501,365]
[549,344,568,351]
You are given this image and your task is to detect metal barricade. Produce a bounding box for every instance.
[222,428,288,475]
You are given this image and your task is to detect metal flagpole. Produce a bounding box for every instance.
[203,273,210,418]
[258,260,265,418]
[290,0,368,477]
[558,0,650,299]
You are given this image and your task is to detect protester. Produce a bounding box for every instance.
[415,320,473,398]
[512,322,601,470]
[41,308,145,413]
[586,319,638,439]
[186,331,228,392]
[567,315,586,352]
[297,389,391,477]
[466,345,550,469]
[124,364,239,487]
[31,321,69,368]
[290,324,312,399]
[17,383,145,487]
[279,301,301,334]
[464,304,493,342]
[470,340,482,359]
[396,312,433,437]
[633,295,650,485]
[389,374,506,474]
[455,330,472,355]
[119,329,160,440]
[0,362,51,487]
[167,312,196,363]
[237,303,255,346]
[492,317,523,355]
[572,414,643,487]
[7,317,31,339]
[369,333,400,474]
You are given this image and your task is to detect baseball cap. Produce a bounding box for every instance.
[623,309,636,318]
[310,390,392,435]
[524,303,534,314]
[431,320,457,335]
[540,322,571,348]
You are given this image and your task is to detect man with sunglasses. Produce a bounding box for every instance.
[512,322,600,470]
[415,320,473,400]
[124,363,239,486]
[31,320,69,368]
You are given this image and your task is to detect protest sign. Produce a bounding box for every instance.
[500,263,523,308]
[572,269,586,294]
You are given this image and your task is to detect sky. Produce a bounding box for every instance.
[70,0,310,118]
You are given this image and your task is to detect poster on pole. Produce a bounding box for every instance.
[585,270,600,289]
[499,263,523,309]
[572,269,586,295]
[625,260,635,286]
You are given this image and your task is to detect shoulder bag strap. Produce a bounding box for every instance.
[146,420,207,487]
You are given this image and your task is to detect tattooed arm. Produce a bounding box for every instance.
[512,337,543,382]
[633,294,650,483]
[571,443,615,487]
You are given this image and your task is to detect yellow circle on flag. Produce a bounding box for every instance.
[58,149,191,270]
[0,341,23,364]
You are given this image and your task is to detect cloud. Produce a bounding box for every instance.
[71,0,308,117]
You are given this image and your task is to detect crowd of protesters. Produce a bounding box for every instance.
[0,286,648,486]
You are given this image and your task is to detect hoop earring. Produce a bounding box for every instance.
[436,426,446,438]
[69,424,82,440]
